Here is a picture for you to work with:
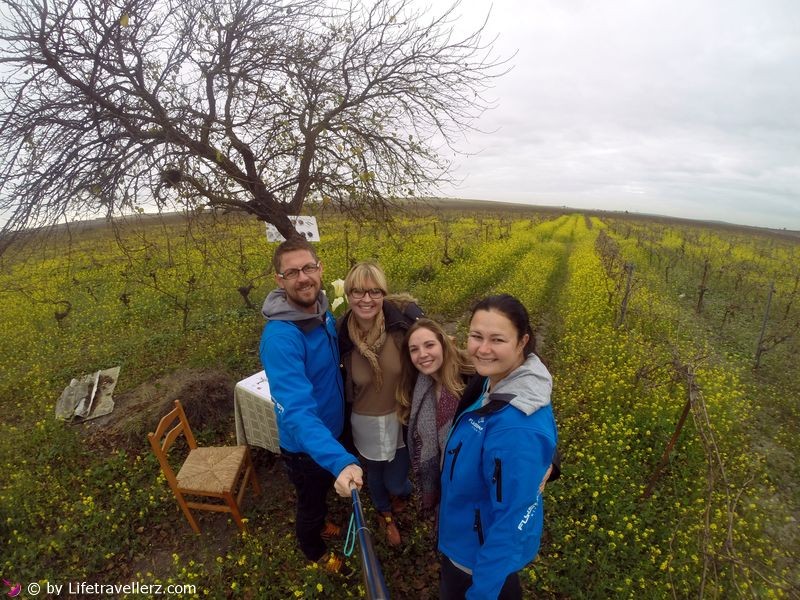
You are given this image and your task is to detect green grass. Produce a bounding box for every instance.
[1,210,797,598]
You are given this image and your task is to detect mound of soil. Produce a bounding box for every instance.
[80,368,237,451]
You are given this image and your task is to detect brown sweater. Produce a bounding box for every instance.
[347,330,404,416]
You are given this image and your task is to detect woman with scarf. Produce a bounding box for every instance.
[396,318,474,515]
[338,261,422,547]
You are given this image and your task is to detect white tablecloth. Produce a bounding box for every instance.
[234,370,280,452]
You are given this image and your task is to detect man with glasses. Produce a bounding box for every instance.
[259,237,363,576]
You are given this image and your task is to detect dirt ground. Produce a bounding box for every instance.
[80,368,240,451]
[75,368,276,580]
[125,448,286,583]
[75,368,435,593]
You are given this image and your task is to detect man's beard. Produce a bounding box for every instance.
[287,283,319,308]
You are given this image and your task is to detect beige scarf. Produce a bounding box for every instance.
[347,310,387,390]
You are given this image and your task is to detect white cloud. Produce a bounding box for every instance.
[424,0,800,228]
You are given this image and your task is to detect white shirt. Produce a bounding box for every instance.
[351,411,405,461]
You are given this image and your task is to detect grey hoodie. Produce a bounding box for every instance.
[487,353,552,416]
[261,288,329,332]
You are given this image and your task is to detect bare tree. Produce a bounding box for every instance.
[0,0,506,250]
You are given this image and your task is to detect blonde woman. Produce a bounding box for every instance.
[337,261,423,547]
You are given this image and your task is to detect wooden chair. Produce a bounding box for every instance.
[148,399,261,533]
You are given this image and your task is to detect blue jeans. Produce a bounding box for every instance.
[362,446,412,513]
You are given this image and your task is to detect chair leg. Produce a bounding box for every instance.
[224,491,246,531]
[249,468,262,495]
[174,490,201,533]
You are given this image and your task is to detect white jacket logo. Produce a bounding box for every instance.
[468,417,484,433]
[274,400,285,414]
[517,498,539,531]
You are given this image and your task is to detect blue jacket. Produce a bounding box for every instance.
[438,354,558,599]
[259,289,357,477]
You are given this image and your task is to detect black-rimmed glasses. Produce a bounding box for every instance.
[349,288,385,299]
[278,262,320,280]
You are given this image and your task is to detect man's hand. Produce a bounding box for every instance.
[334,464,364,497]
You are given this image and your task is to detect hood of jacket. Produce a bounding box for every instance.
[485,353,552,416]
[261,288,330,332]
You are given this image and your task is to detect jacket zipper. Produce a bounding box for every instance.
[324,316,345,402]
[492,458,503,502]
[448,441,463,481]
[473,509,484,545]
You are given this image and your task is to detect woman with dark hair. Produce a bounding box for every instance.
[396,318,474,514]
[438,294,559,600]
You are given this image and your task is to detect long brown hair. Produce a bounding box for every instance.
[396,319,474,424]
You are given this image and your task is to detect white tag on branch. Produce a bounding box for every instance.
[265,216,321,242]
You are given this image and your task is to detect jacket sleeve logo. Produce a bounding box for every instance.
[517,496,540,531]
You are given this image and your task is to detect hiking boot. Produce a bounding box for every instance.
[390,495,409,515]
[321,521,342,540]
[317,551,354,578]
[377,512,401,546]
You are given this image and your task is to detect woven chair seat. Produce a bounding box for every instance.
[177,446,246,494]
[149,400,260,533]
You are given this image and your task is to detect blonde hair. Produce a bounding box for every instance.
[343,261,390,388]
[344,261,388,297]
[396,319,474,424]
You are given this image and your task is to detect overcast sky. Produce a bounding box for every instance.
[423,0,800,230]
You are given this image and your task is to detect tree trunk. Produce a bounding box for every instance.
[248,190,300,241]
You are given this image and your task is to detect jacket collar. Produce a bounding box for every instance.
[455,354,552,419]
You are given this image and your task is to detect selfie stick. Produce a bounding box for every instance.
[350,484,390,599]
